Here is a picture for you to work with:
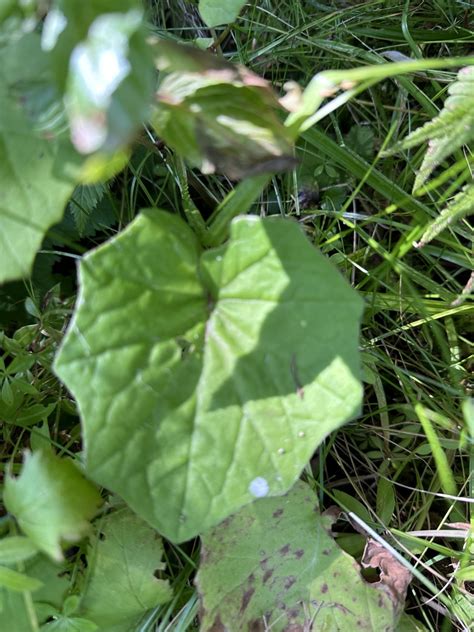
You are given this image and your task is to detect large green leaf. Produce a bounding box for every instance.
[197,481,411,631]
[55,210,363,541]
[4,450,102,561]
[79,509,171,631]
[0,34,79,283]
[199,0,247,27]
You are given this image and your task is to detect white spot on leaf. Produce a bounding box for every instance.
[41,9,67,51]
[69,40,131,110]
[249,477,269,498]
[66,10,142,154]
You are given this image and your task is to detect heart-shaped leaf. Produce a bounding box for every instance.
[55,210,363,541]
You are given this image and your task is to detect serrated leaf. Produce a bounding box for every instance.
[55,210,363,541]
[68,183,108,236]
[197,481,410,631]
[153,40,295,179]
[416,183,474,247]
[0,33,79,283]
[397,66,474,190]
[79,509,171,631]
[0,536,38,565]
[199,0,247,27]
[345,125,375,161]
[4,450,102,561]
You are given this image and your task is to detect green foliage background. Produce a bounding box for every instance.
[0,1,472,631]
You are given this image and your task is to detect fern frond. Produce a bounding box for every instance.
[400,66,474,191]
[69,183,108,236]
[415,183,474,248]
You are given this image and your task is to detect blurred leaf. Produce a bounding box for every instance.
[0,536,38,565]
[153,40,295,179]
[0,33,80,283]
[0,565,43,592]
[4,450,102,561]
[78,148,130,184]
[46,1,154,155]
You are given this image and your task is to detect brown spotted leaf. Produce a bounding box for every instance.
[197,481,410,631]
